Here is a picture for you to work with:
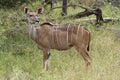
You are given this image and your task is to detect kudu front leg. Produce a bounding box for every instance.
[43,49,51,71]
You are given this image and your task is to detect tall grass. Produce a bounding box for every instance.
[0,1,120,80]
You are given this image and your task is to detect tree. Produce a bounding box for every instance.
[62,0,68,16]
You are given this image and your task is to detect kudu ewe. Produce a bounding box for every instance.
[24,7,92,70]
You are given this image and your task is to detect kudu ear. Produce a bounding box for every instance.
[37,7,44,14]
[24,7,29,14]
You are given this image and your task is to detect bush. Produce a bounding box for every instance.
[108,0,120,7]
[0,0,32,8]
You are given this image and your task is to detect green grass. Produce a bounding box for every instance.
[0,1,120,80]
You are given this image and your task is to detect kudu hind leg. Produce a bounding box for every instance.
[43,50,51,70]
[75,46,92,66]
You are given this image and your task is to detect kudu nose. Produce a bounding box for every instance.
[36,20,39,23]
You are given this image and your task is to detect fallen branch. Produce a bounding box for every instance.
[47,7,104,24]
[76,18,120,22]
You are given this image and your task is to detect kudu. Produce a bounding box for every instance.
[24,7,92,70]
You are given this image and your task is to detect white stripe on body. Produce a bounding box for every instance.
[55,27,59,48]
[81,26,85,48]
[67,24,70,46]
[81,26,83,39]
[71,24,74,43]
[50,27,54,48]
[76,24,81,40]
[58,25,62,49]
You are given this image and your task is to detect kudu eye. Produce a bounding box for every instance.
[29,15,33,17]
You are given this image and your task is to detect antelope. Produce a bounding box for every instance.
[24,7,92,70]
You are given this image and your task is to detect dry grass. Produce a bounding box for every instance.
[0,1,120,80]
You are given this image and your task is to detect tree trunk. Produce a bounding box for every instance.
[64,8,104,24]
[62,0,68,16]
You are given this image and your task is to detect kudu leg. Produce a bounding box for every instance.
[75,46,92,67]
[43,49,51,70]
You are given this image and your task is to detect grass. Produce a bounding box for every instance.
[0,1,120,80]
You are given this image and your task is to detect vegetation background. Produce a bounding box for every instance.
[0,0,120,80]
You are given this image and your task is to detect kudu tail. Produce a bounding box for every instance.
[87,31,91,51]
[87,44,90,51]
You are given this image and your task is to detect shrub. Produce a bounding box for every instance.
[108,0,120,7]
[0,0,32,8]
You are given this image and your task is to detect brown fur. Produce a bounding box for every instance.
[24,8,92,70]
[35,23,92,70]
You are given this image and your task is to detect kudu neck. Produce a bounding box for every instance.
[28,22,38,41]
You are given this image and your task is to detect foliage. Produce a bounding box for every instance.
[0,0,32,8]
[0,27,7,49]
[69,0,106,8]
[108,0,120,7]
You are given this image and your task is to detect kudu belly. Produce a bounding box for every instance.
[49,31,75,50]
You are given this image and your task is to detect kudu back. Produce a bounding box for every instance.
[24,7,92,70]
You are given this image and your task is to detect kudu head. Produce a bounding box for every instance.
[24,7,44,24]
